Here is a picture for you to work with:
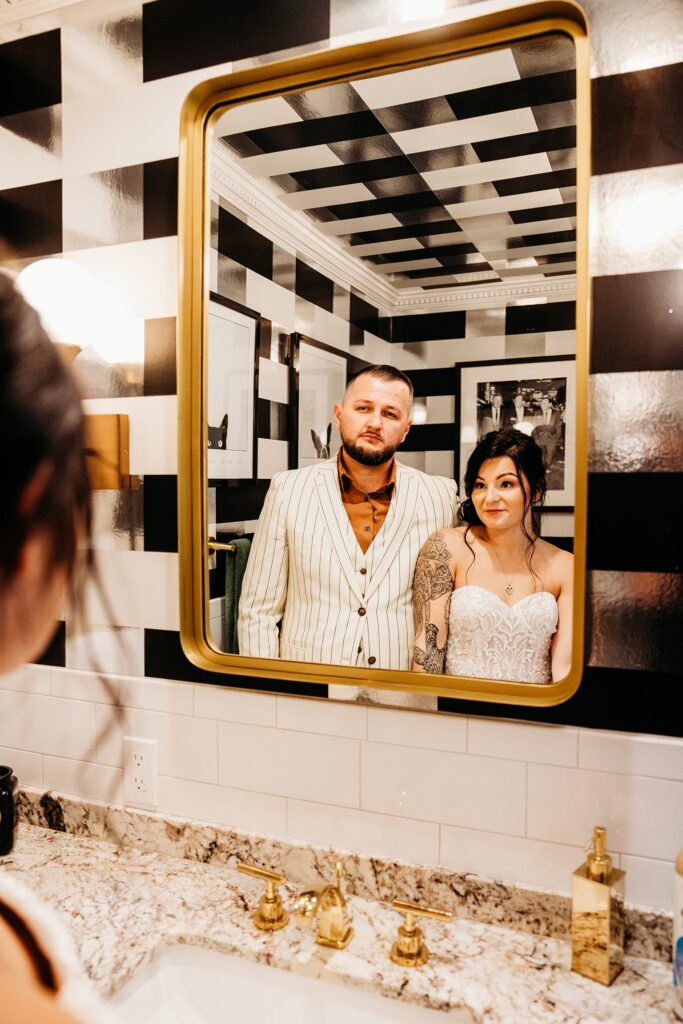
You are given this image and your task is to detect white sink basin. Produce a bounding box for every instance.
[110,943,471,1023]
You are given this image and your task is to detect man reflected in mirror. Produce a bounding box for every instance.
[238,365,457,669]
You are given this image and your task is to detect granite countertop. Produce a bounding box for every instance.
[0,822,675,1024]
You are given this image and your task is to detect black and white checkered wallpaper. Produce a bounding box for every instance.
[0,0,681,735]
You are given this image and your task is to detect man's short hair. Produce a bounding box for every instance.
[345,364,414,398]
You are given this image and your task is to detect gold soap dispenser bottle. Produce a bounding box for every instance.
[571,825,625,985]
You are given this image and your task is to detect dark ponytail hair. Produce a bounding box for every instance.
[458,428,547,585]
[0,273,92,593]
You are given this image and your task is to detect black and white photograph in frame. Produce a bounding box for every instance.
[290,334,348,469]
[207,293,258,480]
[455,355,576,509]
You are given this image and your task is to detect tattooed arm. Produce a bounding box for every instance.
[412,531,455,674]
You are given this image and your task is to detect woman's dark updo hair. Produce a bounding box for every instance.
[0,273,92,592]
[458,429,547,585]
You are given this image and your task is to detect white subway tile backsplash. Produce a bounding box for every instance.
[119,677,194,716]
[0,746,43,788]
[440,825,584,893]
[219,722,359,806]
[361,742,526,835]
[96,705,217,784]
[287,799,439,864]
[578,730,683,781]
[0,664,51,695]
[0,691,96,761]
[156,776,286,836]
[43,755,122,805]
[527,763,683,861]
[51,668,118,704]
[468,719,578,766]
[367,708,466,752]
[620,854,675,911]
[277,697,367,739]
[195,686,277,727]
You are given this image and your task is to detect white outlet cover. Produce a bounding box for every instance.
[123,736,158,809]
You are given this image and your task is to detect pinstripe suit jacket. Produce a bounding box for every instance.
[238,459,458,669]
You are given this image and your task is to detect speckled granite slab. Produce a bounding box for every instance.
[0,825,675,1024]
[18,787,672,966]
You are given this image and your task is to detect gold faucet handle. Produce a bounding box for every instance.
[390,899,453,967]
[237,862,289,931]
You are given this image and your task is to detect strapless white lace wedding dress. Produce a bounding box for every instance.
[445,585,557,683]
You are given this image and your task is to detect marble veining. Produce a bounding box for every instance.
[17,789,673,966]
[0,823,674,1024]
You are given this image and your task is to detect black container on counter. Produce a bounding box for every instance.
[0,766,18,856]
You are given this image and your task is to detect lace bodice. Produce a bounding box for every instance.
[445,585,557,683]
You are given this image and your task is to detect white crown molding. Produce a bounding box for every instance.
[212,144,576,316]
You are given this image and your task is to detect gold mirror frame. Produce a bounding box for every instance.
[178,0,590,707]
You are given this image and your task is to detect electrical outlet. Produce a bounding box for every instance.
[123,737,158,809]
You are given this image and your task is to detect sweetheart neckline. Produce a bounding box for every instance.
[452,584,557,611]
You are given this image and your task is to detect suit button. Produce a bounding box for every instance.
[358,607,366,616]
[368,656,376,665]
[360,568,367,575]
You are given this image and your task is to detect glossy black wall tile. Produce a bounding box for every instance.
[144,317,177,396]
[142,0,330,82]
[0,30,61,118]
[587,473,682,573]
[591,269,683,373]
[143,476,178,552]
[35,621,66,668]
[295,259,334,313]
[406,367,458,397]
[218,207,272,279]
[391,310,466,343]
[505,300,575,335]
[399,424,455,452]
[143,158,178,239]
[592,62,683,175]
[0,180,61,257]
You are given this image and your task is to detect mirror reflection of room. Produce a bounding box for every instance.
[206,33,577,685]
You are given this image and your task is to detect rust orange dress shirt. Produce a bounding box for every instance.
[337,448,396,554]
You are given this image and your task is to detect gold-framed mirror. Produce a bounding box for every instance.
[178,0,590,707]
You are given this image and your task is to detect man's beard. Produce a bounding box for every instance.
[342,433,397,467]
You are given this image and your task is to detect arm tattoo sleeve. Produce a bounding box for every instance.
[412,532,454,673]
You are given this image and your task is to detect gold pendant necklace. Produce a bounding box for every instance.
[487,542,521,596]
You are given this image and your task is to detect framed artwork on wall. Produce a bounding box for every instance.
[207,293,259,481]
[289,333,348,469]
[454,355,576,510]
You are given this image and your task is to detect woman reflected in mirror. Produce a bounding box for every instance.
[412,429,573,684]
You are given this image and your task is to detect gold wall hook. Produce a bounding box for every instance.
[237,862,289,931]
[390,898,453,967]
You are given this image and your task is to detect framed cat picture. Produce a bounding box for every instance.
[289,334,348,470]
[207,293,258,480]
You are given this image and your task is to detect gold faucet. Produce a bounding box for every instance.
[294,861,354,949]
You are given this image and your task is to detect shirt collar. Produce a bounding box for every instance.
[337,447,396,495]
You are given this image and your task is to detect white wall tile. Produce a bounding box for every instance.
[0,692,96,761]
[545,330,576,355]
[0,746,43,788]
[468,719,578,767]
[82,395,177,475]
[257,438,289,478]
[287,799,439,864]
[440,825,584,893]
[68,237,177,321]
[527,763,683,861]
[43,755,122,804]
[0,110,62,190]
[258,357,289,404]
[119,677,194,716]
[0,664,51,695]
[195,686,277,727]
[80,551,179,631]
[51,668,118,704]
[219,723,359,806]
[620,853,675,911]
[246,272,295,332]
[424,451,454,478]
[361,742,526,835]
[65,623,144,677]
[367,708,466,753]
[276,697,366,739]
[578,730,683,782]
[156,776,286,836]
[96,705,217,785]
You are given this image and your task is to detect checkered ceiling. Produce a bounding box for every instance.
[219,34,576,295]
